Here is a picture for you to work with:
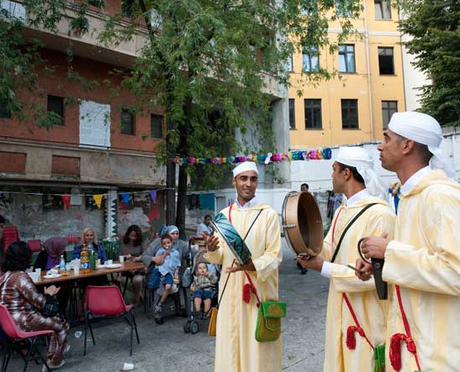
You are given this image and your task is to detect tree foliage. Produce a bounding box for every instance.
[399,0,460,127]
[0,0,360,231]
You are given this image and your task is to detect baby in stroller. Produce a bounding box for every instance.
[190,262,217,319]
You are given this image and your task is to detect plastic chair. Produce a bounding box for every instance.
[84,286,140,356]
[2,226,19,252]
[0,304,53,372]
[27,240,42,253]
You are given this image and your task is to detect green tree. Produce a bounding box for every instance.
[0,0,360,236]
[399,0,460,126]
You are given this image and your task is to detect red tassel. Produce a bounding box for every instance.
[242,283,251,304]
[390,333,406,371]
[346,326,358,350]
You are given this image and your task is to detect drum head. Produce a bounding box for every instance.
[282,191,323,256]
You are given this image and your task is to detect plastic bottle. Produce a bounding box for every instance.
[80,242,91,274]
[60,254,66,273]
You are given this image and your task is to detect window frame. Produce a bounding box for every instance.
[339,44,356,73]
[381,100,397,129]
[374,0,392,20]
[47,95,65,126]
[341,99,359,129]
[289,99,296,130]
[302,46,320,72]
[0,98,12,119]
[378,47,395,75]
[121,108,135,136]
[304,99,322,130]
[150,114,164,139]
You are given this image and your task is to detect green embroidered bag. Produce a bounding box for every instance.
[255,301,287,342]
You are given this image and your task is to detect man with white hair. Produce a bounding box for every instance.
[205,161,282,372]
[297,146,395,372]
[358,111,460,372]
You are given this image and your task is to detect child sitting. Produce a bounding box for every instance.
[147,234,181,319]
[190,262,217,319]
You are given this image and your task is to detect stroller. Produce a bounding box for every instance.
[183,238,219,334]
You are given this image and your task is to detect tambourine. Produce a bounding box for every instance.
[358,238,388,300]
[282,191,323,256]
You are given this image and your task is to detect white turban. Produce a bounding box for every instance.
[388,111,455,178]
[232,162,259,178]
[335,147,387,199]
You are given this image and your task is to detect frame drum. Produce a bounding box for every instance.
[282,191,323,256]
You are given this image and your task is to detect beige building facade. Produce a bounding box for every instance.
[289,0,406,148]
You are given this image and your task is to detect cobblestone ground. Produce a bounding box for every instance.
[3,240,329,372]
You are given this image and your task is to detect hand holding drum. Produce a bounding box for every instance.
[282,191,323,258]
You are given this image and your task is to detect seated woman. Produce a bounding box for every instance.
[120,225,147,306]
[34,237,70,311]
[72,227,107,262]
[0,241,69,370]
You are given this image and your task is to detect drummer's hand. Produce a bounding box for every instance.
[355,259,373,281]
[360,234,389,260]
[44,285,60,297]
[225,258,256,273]
[204,233,220,252]
[296,254,324,272]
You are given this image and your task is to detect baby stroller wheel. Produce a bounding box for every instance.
[184,320,191,333]
[190,320,200,334]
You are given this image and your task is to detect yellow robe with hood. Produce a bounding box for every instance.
[321,196,395,372]
[383,170,460,371]
[205,202,282,372]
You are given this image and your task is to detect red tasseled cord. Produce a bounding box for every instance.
[390,333,406,371]
[242,283,251,304]
[346,326,364,350]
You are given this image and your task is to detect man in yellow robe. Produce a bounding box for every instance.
[205,161,282,372]
[298,147,395,372]
[359,111,460,371]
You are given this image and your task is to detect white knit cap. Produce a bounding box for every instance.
[335,146,386,199]
[232,162,259,178]
[388,111,454,178]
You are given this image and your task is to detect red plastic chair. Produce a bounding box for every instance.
[0,304,53,372]
[2,226,19,252]
[84,286,140,356]
[27,240,42,253]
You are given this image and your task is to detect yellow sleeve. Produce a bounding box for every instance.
[332,205,395,293]
[252,209,283,282]
[383,190,460,296]
[204,247,224,265]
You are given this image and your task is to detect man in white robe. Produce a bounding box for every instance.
[297,147,395,372]
[205,162,282,372]
[358,111,460,371]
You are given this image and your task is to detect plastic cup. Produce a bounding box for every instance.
[107,259,113,265]
[34,268,41,277]
[28,272,39,282]
[123,363,134,371]
[73,266,80,276]
[65,264,71,272]
[119,256,125,263]
[97,259,101,268]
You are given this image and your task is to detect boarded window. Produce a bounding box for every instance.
[51,156,80,176]
[0,152,26,173]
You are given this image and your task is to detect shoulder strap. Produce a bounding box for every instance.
[331,203,378,263]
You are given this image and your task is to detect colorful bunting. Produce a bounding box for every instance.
[61,195,71,210]
[149,190,157,204]
[120,192,131,205]
[93,194,103,209]
[172,148,332,166]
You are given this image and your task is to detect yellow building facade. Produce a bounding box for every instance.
[289,0,406,148]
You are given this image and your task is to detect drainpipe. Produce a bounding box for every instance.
[363,0,375,141]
